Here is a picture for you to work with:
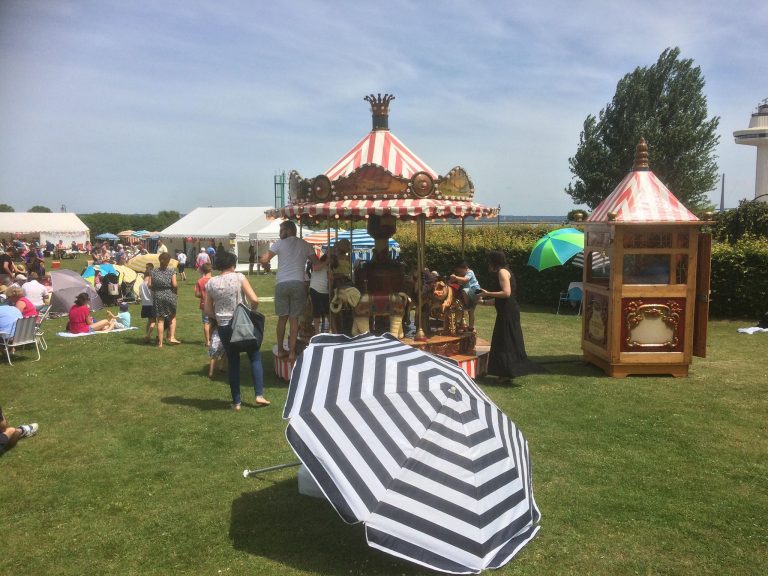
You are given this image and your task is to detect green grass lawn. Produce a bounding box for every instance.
[2,255,766,575]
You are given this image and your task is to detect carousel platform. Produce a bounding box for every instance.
[274,335,489,382]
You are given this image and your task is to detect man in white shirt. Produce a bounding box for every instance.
[261,220,317,363]
[176,250,187,281]
[21,272,50,309]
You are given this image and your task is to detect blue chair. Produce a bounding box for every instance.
[557,283,583,316]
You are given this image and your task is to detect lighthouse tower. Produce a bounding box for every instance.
[734,99,768,203]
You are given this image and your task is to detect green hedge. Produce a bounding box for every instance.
[710,236,768,318]
[394,224,768,319]
[394,223,581,306]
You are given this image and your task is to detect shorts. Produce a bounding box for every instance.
[178,263,186,273]
[309,288,329,317]
[461,287,480,309]
[275,280,307,318]
[141,305,156,319]
[201,312,209,324]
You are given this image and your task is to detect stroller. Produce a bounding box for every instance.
[97,272,122,306]
[119,276,138,304]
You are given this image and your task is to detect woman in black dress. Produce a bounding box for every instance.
[479,251,543,382]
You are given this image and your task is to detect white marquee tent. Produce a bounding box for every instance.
[160,206,286,262]
[0,213,90,247]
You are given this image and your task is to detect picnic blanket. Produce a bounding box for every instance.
[57,327,138,337]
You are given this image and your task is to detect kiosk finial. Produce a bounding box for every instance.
[633,138,650,171]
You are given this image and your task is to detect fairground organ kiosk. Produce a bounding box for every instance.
[580,139,712,378]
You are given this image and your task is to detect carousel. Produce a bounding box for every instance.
[267,94,498,378]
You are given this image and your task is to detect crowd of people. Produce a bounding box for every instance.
[4,228,546,430]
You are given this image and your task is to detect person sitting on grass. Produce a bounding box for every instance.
[68,292,116,334]
[0,405,38,455]
[106,302,131,329]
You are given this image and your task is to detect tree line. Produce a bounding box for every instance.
[78,211,182,237]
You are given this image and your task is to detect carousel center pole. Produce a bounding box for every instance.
[415,213,427,342]
[461,216,466,258]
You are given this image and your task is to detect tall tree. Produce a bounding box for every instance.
[566,47,720,210]
[28,205,52,213]
[0,204,14,212]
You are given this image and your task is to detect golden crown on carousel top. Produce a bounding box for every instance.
[287,94,476,206]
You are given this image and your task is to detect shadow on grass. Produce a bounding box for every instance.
[530,354,605,377]
[230,479,428,575]
[161,395,232,411]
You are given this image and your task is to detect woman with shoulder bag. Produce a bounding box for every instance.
[204,251,270,411]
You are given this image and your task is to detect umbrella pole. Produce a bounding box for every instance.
[243,461,301,478]
[461,216,465,259]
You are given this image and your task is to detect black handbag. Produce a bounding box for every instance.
[229,303,265,353]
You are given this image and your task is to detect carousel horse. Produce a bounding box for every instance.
[425,280,466,336]
[351,292,410,338]
[329,286,361,335]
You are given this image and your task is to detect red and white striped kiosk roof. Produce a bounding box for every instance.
[588,140,699,223]
[325,129,438,181]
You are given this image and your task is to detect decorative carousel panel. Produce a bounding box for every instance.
[436,166,474,200]
[620,298,685,352]
[288,170,305,204]
[583,290,609,348]
[332,165,408,199]
[310,175,332,201]
[410,171,434,198]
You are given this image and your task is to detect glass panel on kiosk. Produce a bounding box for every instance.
[623,232,673,249]
[675,254,688,284]
[586,251,611,285]
[622,254,671,284]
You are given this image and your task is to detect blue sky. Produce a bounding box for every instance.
[0,0,765,215]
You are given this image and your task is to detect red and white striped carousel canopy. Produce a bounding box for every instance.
[268,198,497,221]
[324,129,438,181]
[588,170,699,223]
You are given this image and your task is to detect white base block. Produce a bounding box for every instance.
[298,464,324,499]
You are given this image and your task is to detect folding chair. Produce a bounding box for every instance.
[36,305,51,351]
[1,316,41,365]
[557,283,583,316]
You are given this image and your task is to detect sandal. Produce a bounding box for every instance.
[255,397,271,406]
[232,403,241,411]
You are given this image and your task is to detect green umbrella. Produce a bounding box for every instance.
[528,228,584,271]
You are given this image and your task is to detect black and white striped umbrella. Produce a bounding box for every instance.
[283,333,540,574]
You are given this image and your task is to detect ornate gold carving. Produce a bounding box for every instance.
[587,299,606,345]
[625,300,681,348]
[333,165,406,198]
[436,167,473,199]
